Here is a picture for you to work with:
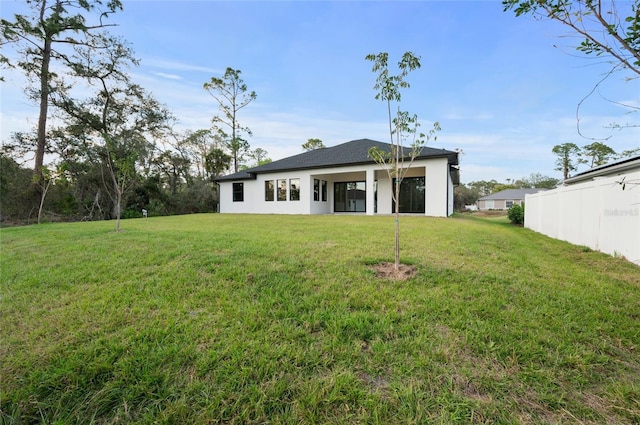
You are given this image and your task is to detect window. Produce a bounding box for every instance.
[314,179,320,201]
[484,200,494,209]
[265,180,274,201]
[232,182,244,202]
[334,181,366,212]
[321,180,327,202]
[392,177,425,213]
[506,200,514,208]
[277,179,287,201]
[290,178,300,201]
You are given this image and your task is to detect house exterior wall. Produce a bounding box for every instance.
[448,171,455,216]
[425,157,450,217]
[478,199,523,211]
[219,169,316,214]
[218,157,454,217]
[376,173,393,214]
[525,167,640,265]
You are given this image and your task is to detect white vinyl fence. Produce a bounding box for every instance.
[525,168,640,266]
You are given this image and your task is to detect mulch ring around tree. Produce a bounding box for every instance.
[370,262,417,281]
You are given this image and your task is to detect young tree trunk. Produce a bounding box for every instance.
[394,144,401,271]
[395,209,400,270]
[37,176,53,224]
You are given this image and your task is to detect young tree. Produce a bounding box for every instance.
[580,141,617,167]
[302,138,326,151]
[52,35,171,231]
[366,51,441,272]
[1,0,123,210]
[203,68,256,173]
[552,142,582,179]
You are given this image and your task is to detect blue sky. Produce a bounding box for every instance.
[1,0,638,183]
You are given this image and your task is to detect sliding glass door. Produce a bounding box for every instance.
[334,181,366,212]
[392,177,425,213]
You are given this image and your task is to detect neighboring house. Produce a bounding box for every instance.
[215,138,460,216]
[477,188,546,211]
[525,155,640,265]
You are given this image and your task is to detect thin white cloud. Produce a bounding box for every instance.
[153,72,183,81]
[142,58,220,75]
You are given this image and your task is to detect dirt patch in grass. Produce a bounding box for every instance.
[471,210,508,217]
[370,262,417,280]
[357,371,391,397]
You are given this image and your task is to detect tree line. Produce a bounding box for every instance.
[0,0,272,227]
[454,173,560,211]
[454,139,640,212]
[453,139,640,211]
[551,142,639,180]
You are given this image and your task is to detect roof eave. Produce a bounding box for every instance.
[564,156,640,185]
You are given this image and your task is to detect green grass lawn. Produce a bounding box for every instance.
[1,213,639,424]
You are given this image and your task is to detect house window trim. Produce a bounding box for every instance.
[313,179,320,202]
[290,178,300,201]
[265,180,274,202]
[232,182,244,202]
[277,179,287,201]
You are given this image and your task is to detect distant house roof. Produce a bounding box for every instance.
[478,188,547,201]
[565,154,640,185]
[216,138,459,181]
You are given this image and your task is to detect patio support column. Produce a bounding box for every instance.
[424,165,429,216]
[366,168,375,216]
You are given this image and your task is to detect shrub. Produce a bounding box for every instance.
[508,203,524,225]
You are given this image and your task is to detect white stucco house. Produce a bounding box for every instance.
[215,139,460,216]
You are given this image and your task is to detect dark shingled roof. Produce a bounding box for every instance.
[216,138,459,181]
